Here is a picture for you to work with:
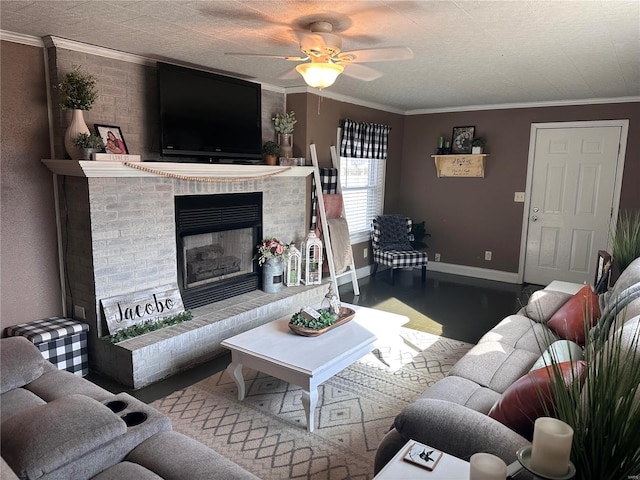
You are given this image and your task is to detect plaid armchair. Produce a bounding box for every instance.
[371,215,428,284]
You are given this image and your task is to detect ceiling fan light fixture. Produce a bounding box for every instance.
[296,62,344,89]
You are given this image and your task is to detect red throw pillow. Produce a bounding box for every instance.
[488,361,586,440]
[547,285,600,347]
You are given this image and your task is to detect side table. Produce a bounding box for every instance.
[374,440,470,479]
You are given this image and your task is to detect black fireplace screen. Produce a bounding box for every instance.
[175,193,262,309]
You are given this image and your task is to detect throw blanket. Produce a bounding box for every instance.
[377,215,413,251]
[327,217,353,274]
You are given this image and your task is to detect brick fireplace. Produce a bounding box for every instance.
[45,162,327,388]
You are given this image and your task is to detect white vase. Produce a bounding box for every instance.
[64,109,90,160]
[472,146,483,154]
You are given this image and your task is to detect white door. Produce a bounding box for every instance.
[524,125,622,286]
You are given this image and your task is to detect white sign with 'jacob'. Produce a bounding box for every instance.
[101,283,185,335]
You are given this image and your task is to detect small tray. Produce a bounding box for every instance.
[288,307,356,337]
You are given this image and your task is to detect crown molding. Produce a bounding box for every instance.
[406,96,640,115]
[43,36,155,66]
[0,30,44,47]
[285,85,405,115]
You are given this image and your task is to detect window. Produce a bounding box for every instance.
[339,156,385,244]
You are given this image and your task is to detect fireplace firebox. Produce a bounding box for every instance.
[175,193,262,309]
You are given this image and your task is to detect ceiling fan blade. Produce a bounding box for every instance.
[225,52,307,62]
[342,64,383,82]
[337,46,414,63]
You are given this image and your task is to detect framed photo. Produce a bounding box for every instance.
[94,124,129,154]
[403,441,443,471]
[451,126,475,154]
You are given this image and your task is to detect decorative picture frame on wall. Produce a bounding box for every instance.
[451,126,475,154]
[94,124,129,154]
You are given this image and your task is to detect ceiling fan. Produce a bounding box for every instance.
[226,21,413,88]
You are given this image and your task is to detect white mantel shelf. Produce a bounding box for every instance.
[42,160,314,179]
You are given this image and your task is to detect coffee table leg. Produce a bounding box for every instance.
[226,360,245,401]
[301,387,318,432]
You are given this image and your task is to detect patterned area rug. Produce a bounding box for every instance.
[151,328,471,480]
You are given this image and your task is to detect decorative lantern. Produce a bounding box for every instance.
[285,242,301,286]
[301,230,323,285]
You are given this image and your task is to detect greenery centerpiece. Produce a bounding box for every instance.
[56,65,99,159]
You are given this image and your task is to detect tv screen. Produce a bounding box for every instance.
[157,62,262,161]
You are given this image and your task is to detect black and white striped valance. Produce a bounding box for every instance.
[339,119,391,159]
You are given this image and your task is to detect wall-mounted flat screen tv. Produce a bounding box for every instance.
[157,62,262,162]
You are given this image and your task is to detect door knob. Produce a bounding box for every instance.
[533,207,539,213]
[531,215,538,222]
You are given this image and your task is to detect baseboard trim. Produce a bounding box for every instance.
[427,262,519,284]
[335,262,519,286]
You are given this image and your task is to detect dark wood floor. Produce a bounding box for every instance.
[88,269,542,402]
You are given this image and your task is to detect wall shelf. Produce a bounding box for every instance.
[432,154,488,178]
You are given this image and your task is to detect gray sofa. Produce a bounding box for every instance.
[0,336,259,480]
[374,257,640,474]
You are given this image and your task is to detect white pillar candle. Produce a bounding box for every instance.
[469,453,507,480]
[530,417,573,477]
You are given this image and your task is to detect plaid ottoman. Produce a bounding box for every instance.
[6,317,89,376]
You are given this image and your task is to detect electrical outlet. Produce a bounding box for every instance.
[514,192,525,202]
[434,253,441,262]
[363,247,368,258]
[485,251,492,261]
[74,305,86,320]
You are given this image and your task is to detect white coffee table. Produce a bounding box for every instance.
[374,440,470,479]
[221,304,405,431]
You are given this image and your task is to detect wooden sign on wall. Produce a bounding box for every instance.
[101,283,185,335]
[432,154,487,178]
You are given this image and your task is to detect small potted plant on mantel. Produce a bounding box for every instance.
[72,132,105,160]
[471,137,486,154]
[262,141,280,166]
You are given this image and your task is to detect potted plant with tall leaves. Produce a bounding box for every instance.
[542,297,640,479]
[57,65,98,160]
[610,209,640,276]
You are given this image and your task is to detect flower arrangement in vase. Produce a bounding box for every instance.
[256,237,289,293]
[255,237,288,266]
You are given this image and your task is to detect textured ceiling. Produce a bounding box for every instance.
[1,0,639,112]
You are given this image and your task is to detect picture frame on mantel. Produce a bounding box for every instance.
[94,124,129,154]
[451,126,475,154]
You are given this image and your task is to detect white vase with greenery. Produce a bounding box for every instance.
[57,66,98,160]
[273,111,296,159]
